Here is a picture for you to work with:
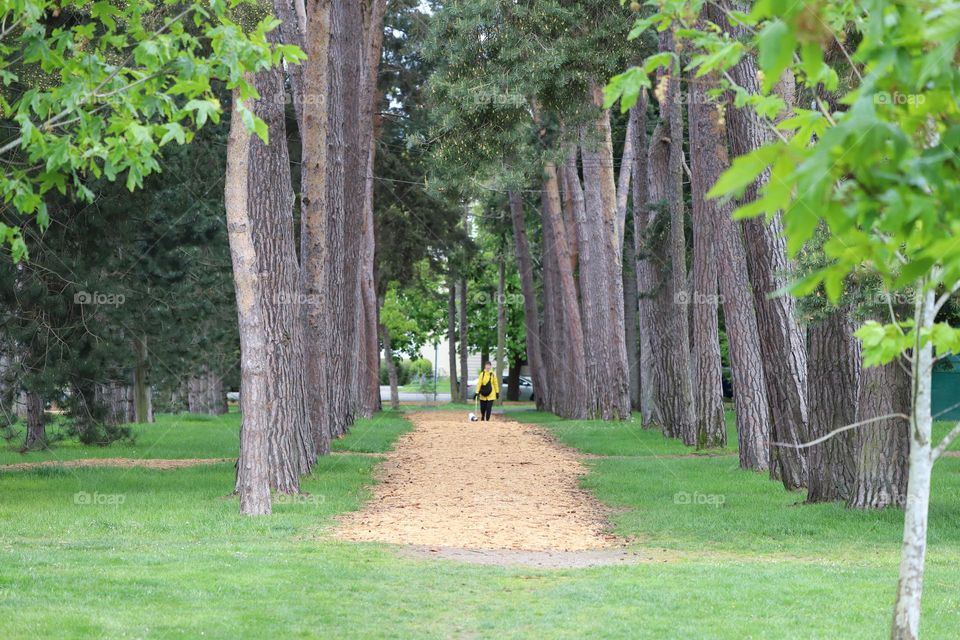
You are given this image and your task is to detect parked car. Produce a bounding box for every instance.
[467,374,535,401]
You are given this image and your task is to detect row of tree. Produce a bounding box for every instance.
[418,0,938,514]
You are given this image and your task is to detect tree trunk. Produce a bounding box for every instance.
[381,318,400,410]
[186,370,226,415]
[96,382,133,425]
[226,87,271,516]
[458,276,469,403]
[247,55,314,490]
[630,95,657,425]
[496,256,506,405]
[848,355,910,510]
[358,278,380,417]
[447,280,458,400]
[131,335,153,423]
[508,191,548,410]
[615,107,637,243]
[720,3,808,487]
[356,0,387,418]
[508,355,523,401]
[272,0,307,133]
[687,68,727,448]
[187,373,210,414]
[23,390,45,450]
[575,82,631,420]
[200,371,227,415]
[639,31,695,442]
[622,213,641,411]
[541,158,589,419]
[684,15,771,467]
[558,149,579,278]
[806,308,860,503]
[891,287,936,640]
[299,0,333,456]
[322,0,366,438]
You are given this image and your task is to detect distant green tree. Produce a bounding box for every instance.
[0,1,293,258]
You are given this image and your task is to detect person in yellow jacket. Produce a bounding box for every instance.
[473,361,499,421]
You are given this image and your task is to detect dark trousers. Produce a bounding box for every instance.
[479,399,493,421]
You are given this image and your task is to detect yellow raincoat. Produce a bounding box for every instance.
[474,370,499,401]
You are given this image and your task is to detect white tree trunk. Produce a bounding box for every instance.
[890,286,935,640]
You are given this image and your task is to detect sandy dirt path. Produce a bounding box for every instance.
[334,412,615,552]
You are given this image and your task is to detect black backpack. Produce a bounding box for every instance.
[479,372,493,396]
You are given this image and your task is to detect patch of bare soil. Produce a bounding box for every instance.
[333,412,617,553]
[0,457,233,471]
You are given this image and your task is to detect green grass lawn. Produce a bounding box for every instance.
[1,409,958,638]
[397,377,452,394]
[0,410,412,464]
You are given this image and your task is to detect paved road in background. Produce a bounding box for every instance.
[379,386,452,403]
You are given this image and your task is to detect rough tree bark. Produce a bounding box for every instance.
[247,55,314,490]
[322,0,366,438]
[186,370,226,415]
[558,150,579,277]
[575,82,631,419]
[615,107,637,243]
[508,191,548,410]
[616,107,640,412]
[720,4,808,488]
[496,255,506,405]
[356,0,387,418]
[272,0,307,132]
[541,158,589,419]
[380,309,400,411]
[226,88,271,516]
[23,390,45,450]
[622,217,641,411]
[447,280,458,400]
[96,382,133,425]
[639,31,695,443]
[848,350,910,510]
[458,276,469,403]
[131,335,153,424]
[299,0,333,456]
[806,308,860,503]
[684,23,770,467]
[508,354,523,401]
[687,69,727,448]
[630,94,658,425]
